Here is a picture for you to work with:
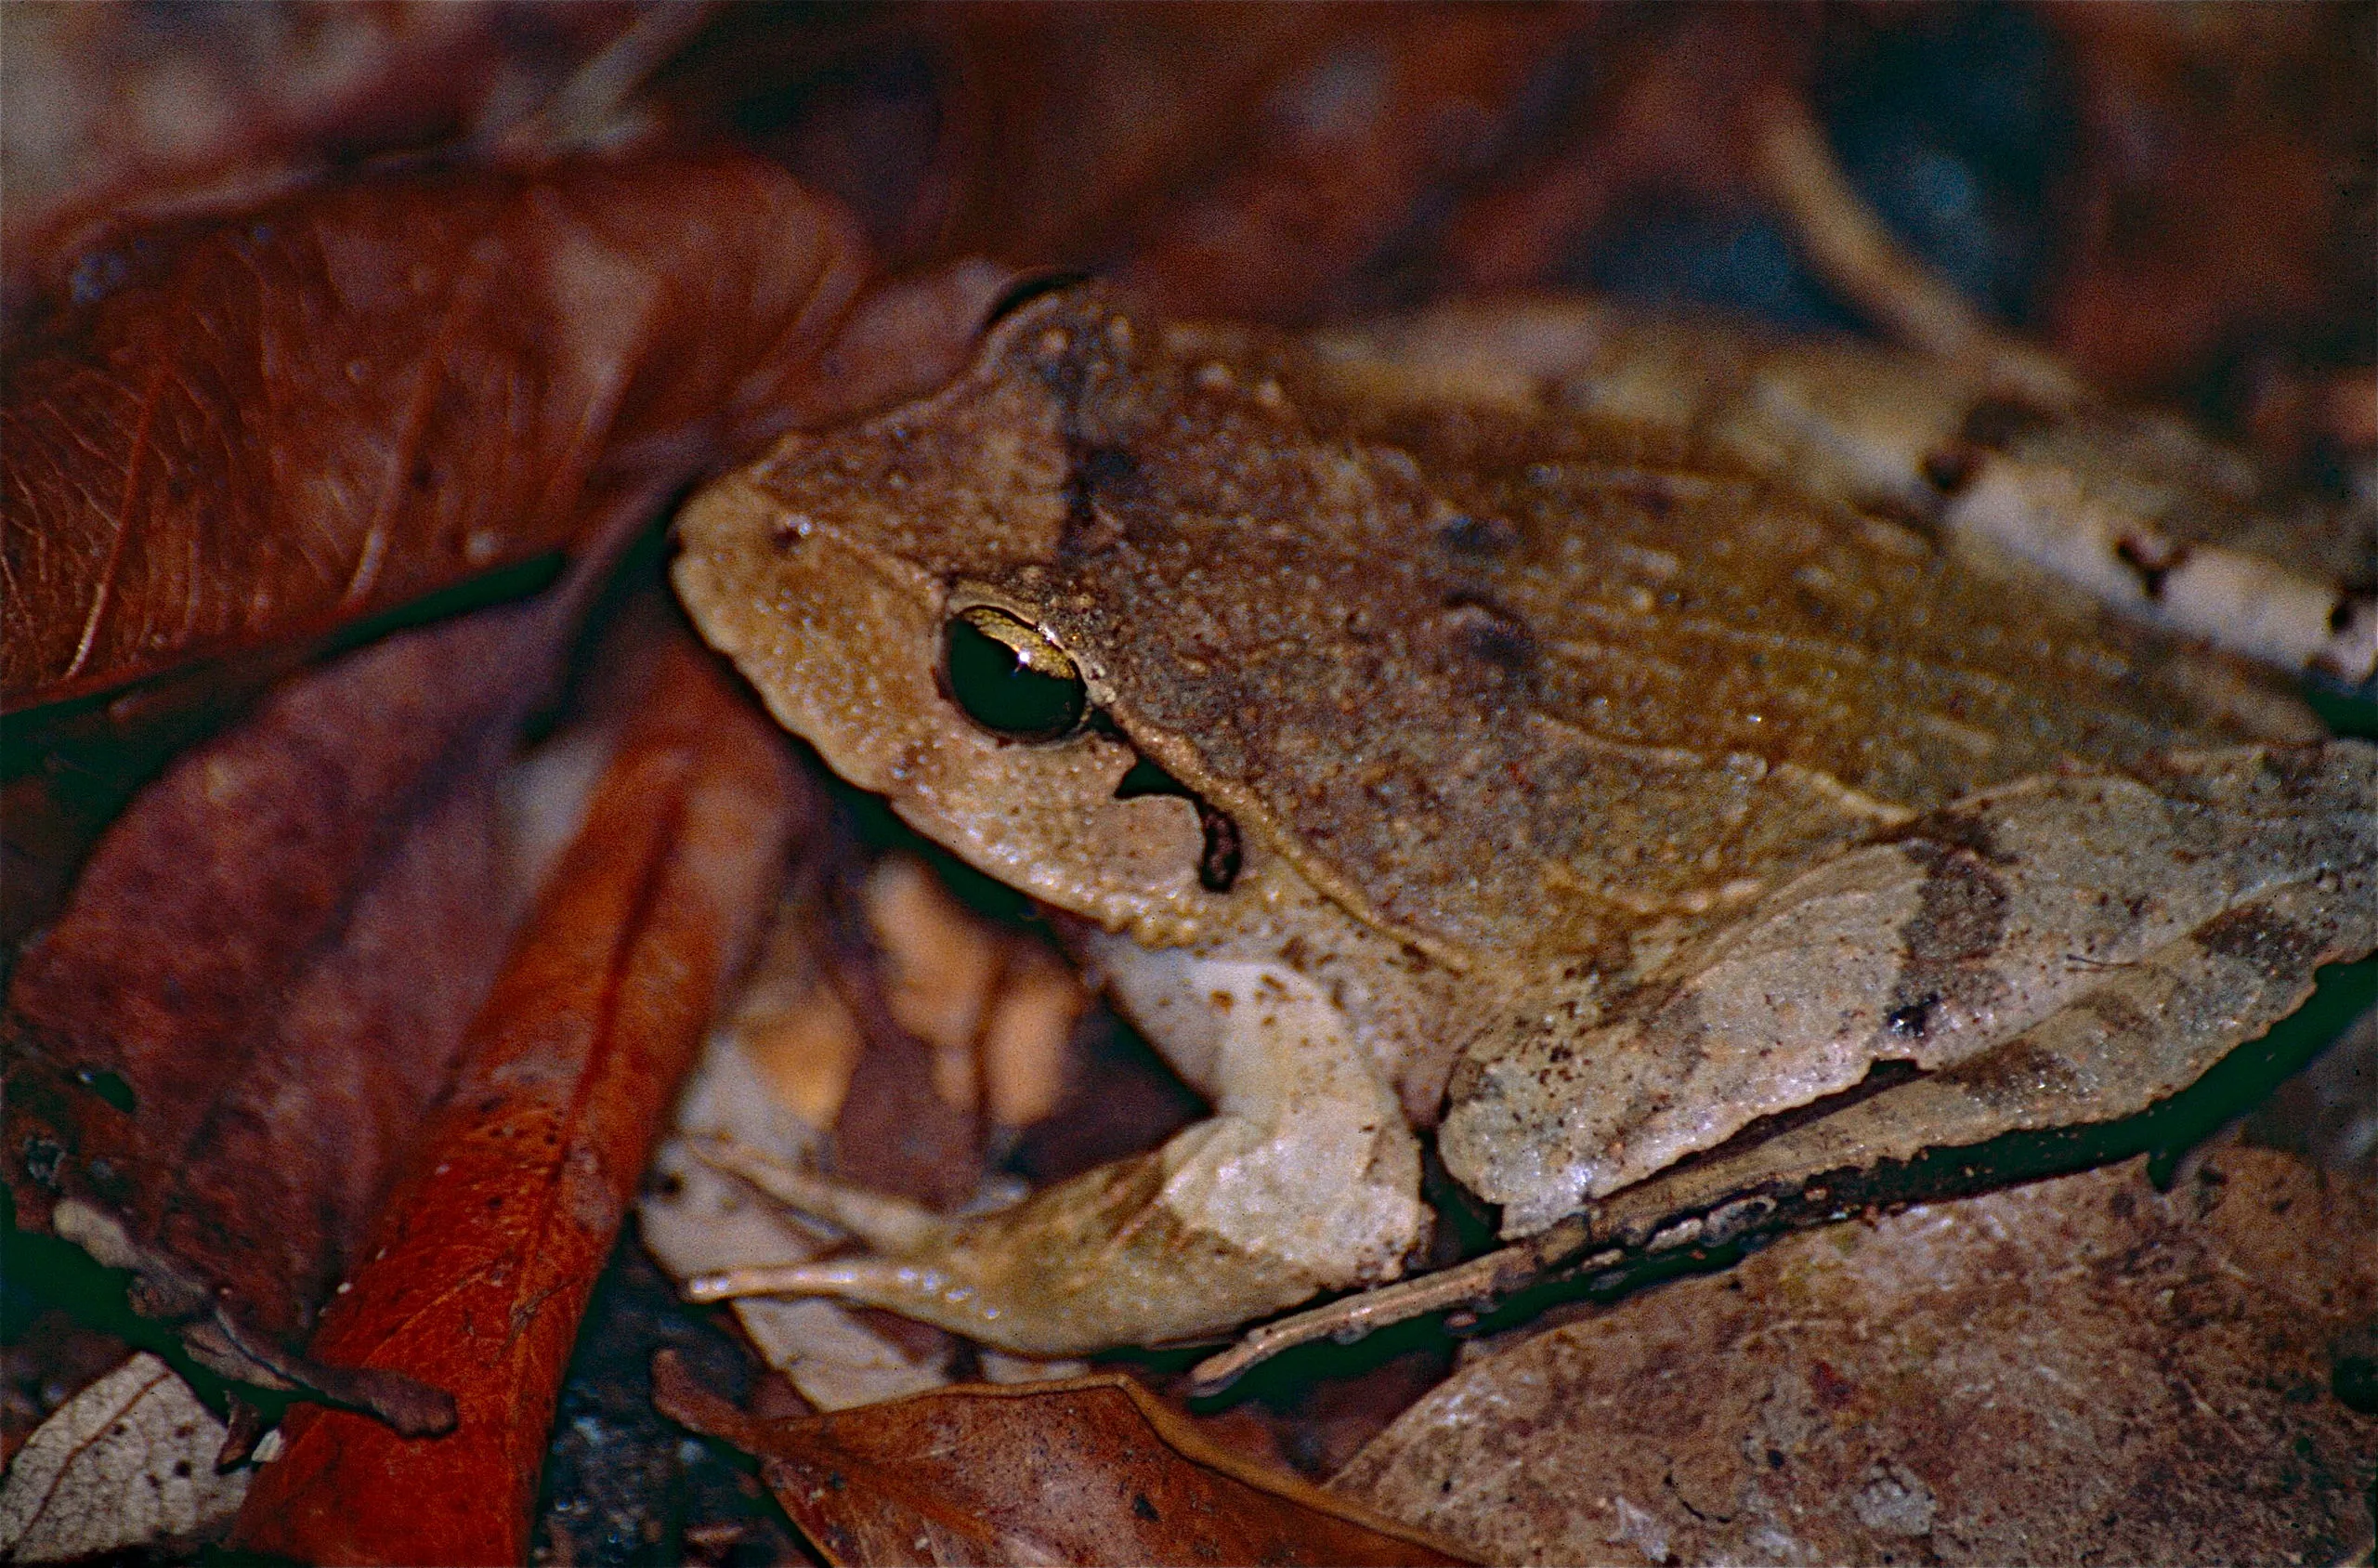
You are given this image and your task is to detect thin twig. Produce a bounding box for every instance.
[1748,88,2084,411]
[1188,1217,1605,1394]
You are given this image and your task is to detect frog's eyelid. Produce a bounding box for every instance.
[942,606,1090,742]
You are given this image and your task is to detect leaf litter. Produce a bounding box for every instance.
[3,146,990,1446]
[4,7,2374,1563]
[230,627,807,1565]
[653,1352,1471,1567]
[2,152,869,713]
[1332,1147,2378,1566]
[0,1351,250,1562]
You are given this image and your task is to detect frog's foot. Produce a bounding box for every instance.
[686,960,1430,1355]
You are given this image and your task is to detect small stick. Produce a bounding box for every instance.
[1188,1217,1604,1395]
[493,3,721,155]
[1748,88,2084,412]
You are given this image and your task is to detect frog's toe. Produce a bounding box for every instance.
[688,953,1434,1354]
[687,1137,1418,1355]
[683,1253,986,1326]
[688,1135,949,1255]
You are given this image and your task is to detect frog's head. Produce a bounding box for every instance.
[673,285,1240,941]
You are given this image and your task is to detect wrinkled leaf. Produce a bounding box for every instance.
[230,633,805,1566]
[3,591,573,1408]
[0,1352,246,1562]
[1336,1149,2378,1566]
[1,243,1006,958]
[654,1355,1470,1567]
[3,151,868,712]
[3,181,1003,1414]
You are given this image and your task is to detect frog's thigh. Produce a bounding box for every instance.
[1094,943,1428,1287]
[1444,744,2378,1235]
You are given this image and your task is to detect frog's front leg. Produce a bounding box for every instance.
[687,950,1429,1355]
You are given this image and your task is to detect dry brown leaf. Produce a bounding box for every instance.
[3,593,573,1418]
[1335,1149,2378,1566]
[1112,11,1566,321]
[0,1352,245,1562]
[654,1354,1472,1566]
[0,4,636,281]
[229,632,805,1565]
[655,7,1632,322]
[2,162,1005,1421]
[826,936,987,1218]
[652,7,1358,270]
[1440,10,1797,294]
[3,152,868,713]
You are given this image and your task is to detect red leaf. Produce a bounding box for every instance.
[3,168,1000,1425]
[3,152,869,712]
[653,1356,1472,1567]
[4,591,574,1386]
[230,633,809,1565]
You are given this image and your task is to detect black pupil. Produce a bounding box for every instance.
[946,617,1086,740]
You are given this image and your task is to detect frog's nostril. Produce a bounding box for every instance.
[945,607,1088,741]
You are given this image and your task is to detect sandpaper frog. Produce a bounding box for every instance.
[670,285,2377,1355]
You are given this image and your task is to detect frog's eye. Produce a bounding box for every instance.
[945,607,1088,741]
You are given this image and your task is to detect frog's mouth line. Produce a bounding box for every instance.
[1108,737,1243,893]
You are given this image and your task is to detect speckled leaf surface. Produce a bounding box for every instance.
[1334,1149,2378,1566]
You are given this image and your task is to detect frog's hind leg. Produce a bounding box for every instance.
[686,955,1431,1356]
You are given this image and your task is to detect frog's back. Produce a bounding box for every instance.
[988,297,2310,968]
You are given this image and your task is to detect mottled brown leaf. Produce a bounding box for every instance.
[653,1357,1470,1567]
[230,633,806,1566]
[3,151,868,712]
[3,591,570,1394]
[1337,1149,2378,1566]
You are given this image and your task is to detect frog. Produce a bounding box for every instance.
[668,283,2378,1357]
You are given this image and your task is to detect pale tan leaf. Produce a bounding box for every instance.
[0,1352,245,1561]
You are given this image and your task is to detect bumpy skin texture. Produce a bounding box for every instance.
[1302,299,2378,687]
[672,287,2377,1350]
